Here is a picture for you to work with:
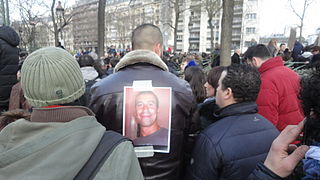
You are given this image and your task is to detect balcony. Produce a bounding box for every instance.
[189,27,200,32]
[189,37,200,41]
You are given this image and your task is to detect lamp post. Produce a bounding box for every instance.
[56,1,65,46]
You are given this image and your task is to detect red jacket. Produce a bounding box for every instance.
[257,56,303,131]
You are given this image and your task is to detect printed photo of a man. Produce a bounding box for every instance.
[133,91,168,146]
[123,87,171,153]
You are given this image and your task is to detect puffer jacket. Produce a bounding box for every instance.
[246,163,283,180]
[257,56,303,131]
[187,102,279,180]
[0,26,20,109]
[90,50,197,180]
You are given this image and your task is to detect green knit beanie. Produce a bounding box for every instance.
[21,47,85,107]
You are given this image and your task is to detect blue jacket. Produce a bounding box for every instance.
[188,102,279,180]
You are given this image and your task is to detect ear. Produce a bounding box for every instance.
[251,57,261,67]
[224,87,233,100]
[153,43,162,56]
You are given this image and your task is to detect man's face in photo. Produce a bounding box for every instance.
[135,93,159,127]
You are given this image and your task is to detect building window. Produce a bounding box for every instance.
[245,13,257,20]
[246,27,256,34]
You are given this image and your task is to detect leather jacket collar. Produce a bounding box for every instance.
[115,50,169,72]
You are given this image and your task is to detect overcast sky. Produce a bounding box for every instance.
[259,0,320,37]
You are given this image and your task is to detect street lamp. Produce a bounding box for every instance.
[56,1,65,46]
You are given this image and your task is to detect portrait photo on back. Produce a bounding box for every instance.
[123,87,172,153]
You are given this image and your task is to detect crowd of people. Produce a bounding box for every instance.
[0,23,319,180]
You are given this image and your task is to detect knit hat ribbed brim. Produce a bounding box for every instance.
[21,47,85,107]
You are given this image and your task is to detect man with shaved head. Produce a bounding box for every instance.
[90,24,196,180]
[131,24,163,53]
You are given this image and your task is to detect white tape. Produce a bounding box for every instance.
[134,146,155,158]
[132,80,153,91]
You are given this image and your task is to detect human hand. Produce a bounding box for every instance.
[264,121,309,178]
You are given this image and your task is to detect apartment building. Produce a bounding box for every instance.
[174,0,260,53]
[73,0,99,52]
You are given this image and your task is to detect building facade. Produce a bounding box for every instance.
[13,0,261,54]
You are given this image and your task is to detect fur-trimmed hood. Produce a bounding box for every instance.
[114,50,168,72]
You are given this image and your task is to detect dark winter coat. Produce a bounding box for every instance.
[231,53,241,64]
[0,26,20,109]
[198,98,219,130]
[247,162,284,180]
[292,41,304,61]
[257,56,304,131]
[187,102,279,180]
[89,50,197,180]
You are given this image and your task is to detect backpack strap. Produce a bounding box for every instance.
[74,131,128,180]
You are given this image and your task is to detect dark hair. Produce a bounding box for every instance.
[131,24,163,50]
[222,64,261,103]
[135,91,159,108]
[207,66,225,90]
[93,60,106,79]
[184,66,206,103]
[110,58,119,67]
[299,69,320,145]
[78,55,94,67]
[243,44,272,61]
[311,46,320,52]
[300,70,320,119]
[279,43,285,47]
[104,57,111,65]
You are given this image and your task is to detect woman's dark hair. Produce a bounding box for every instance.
[110,58,120,67]
[93,60,106,79]
[78,55,95,67]
[184,66,206,103]
[207,66,225,90]
[300,69,320,145]
[78,54,105,79]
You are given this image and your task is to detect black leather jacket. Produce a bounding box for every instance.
[90,50,197,180]
[0,26,20,108]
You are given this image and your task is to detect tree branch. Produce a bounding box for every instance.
[289,0,303,20]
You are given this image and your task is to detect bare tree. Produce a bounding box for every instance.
[50,0,59,46]
[98,0,106,57]
[5,0,8,25]
[220,0,234,66]
[288,28,297,50]
[0,0,4,25]
[289,0,314,42]
[168,0,188,53]
[49,0,84,47]
[204,0,222,52]
[12,0,47,51]
[0,0,9,25]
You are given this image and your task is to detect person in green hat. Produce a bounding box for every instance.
[0,47,143,180]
